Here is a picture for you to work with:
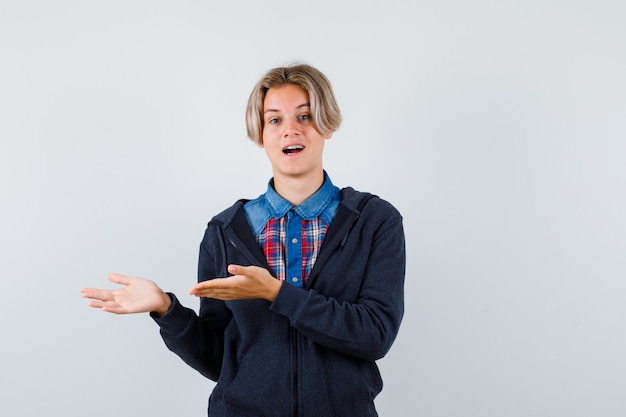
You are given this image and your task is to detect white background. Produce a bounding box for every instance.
[1,1,625,416]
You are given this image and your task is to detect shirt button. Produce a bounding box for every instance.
[291,277,299,283]
[291,238,298,244]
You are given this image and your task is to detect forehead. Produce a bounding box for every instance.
[263,84,310,111]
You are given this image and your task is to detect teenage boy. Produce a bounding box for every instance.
[82,63,405,417]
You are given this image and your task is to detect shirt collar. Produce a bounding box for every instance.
[265,172,338,220]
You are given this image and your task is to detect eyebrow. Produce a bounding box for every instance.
[264,103,310,114]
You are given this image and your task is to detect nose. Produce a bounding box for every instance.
[282,118,300,137]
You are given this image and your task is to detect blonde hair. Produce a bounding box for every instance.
[245,64,342,145]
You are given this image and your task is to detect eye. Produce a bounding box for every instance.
[299,113,311,121]
[267,117,279,125]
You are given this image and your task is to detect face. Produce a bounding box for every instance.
[261,84,332,183]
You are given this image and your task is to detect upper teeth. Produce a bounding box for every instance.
[284,145,304,153]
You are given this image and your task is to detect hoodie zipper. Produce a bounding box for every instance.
[228,226,300,415]
[291,326,299,417]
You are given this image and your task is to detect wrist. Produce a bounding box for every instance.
[153,292,172,317]
[266,279,281,302]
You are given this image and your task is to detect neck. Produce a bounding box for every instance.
[273,170,325,206]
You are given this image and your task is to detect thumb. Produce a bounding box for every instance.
[228,264,243,275]
[108,272,131,286]
[228,264,269,279]
[228,264,261,276]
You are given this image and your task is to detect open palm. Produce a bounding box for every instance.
[81,273,171,316]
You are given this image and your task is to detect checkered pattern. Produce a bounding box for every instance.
[257,216,328,287]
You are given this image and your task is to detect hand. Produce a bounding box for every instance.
[189,264,281,302]
[81,273,172,316]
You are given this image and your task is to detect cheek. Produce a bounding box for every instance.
[261,128,272,146]
[262,143,276,159]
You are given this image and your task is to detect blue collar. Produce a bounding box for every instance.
[243,172,341,236]
[265,172,338,220]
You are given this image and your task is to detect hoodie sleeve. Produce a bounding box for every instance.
[151,226,232,381]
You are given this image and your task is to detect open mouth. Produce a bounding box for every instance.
[283,144,304,155]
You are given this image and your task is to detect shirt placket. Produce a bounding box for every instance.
[285,209,303,287]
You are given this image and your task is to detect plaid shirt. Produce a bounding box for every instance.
[244,173,341,288]
[257,215,327,287]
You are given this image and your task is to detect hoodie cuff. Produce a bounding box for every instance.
[150,293,196,336]
[269,282,308,321]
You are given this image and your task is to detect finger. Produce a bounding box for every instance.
[86,299,114,309]
[81,288,114,302]
[191,289,233,300]
[87,300,125,314]
[189,279,218,296]
[86,299,104,308]
[190,277,238,297]
[101,302,127,314]
[108,273,132,286]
